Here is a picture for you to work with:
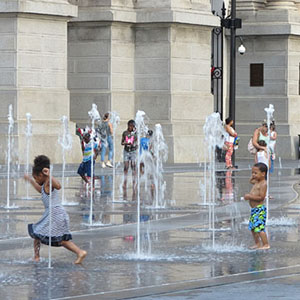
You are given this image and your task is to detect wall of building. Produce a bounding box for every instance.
[68,22,112,124]
[111,23,135,121]
[235,7,300,159]
[170,24,213,162]
[288,36,300,138]
[0,0,81,164]
[68,1,218,163]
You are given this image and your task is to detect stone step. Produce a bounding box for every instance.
[236,123,290,135]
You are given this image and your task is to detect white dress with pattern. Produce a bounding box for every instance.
[28,185,72,246]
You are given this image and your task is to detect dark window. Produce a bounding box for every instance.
[250,63,264,87]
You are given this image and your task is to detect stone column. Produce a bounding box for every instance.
[68,0,218,163]
[0,0,81,164]
[170,24,213,163]
[266,0,297,10]
[236,0,266,11]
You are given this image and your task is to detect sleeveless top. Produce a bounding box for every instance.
[102,121,110,137]
[257,151,269,167]
[42,184,61,208]
[269,131,276,153]
[82,140,97,162]
[122,130,137,152]
[258,132,268,145]
[29,184,71,245]
[105,121,112,137]
[225,127,236,144]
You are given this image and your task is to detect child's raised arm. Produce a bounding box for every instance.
[249,173,257,184]
[81,140,85,153]
[50,176,61,190]
[42,168,61,190]
[254,152,258,164]
[121,132,126,146]
[24,174,42,193]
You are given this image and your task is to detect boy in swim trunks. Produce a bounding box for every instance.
[244,163,270,250]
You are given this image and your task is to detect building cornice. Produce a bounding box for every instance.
[0,0,77,18]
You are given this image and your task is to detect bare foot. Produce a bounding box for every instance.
[33,257,40,262]
[258,245,270,250]
[75,250,87,264]
[249,244,260,250]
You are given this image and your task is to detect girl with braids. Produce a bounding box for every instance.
[24,155,87,264]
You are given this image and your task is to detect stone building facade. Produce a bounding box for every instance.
[67,0,218,163]
[0,0,81,164]
[0,0,299,163]
[235,2,300,159]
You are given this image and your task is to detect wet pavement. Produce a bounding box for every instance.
[0,159,300,299]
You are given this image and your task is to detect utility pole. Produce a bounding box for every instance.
[220,0,242,166]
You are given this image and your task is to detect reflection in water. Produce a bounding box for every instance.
[216,170,236,204]
[99,175,112,200]
[1,165,300,299]
[248,252,266,273]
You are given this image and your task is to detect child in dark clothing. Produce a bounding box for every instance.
[121,120,137,191]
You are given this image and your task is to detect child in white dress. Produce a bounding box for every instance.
[25,155,87,264]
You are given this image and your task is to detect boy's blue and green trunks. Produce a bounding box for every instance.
[248,204,267,232]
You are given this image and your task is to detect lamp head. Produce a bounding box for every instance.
[238,44,246,55]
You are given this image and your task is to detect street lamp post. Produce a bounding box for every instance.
[220,0,242,126]
[220,0,242,166]
[229,0,237,126]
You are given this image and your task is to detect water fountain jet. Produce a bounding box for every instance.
[135,110,148,257]
[203,112,227,248]
[25,113,32,200]
[152,124,168,208]
[87,104,101,226]
[109,111,120,203]
[58,116,73,205]
[5,105,17,209]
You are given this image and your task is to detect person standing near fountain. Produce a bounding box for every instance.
[121,119,137,192]
[269,121,277,173]
[244,163,270,250]
[224,117,237,169]
[255,140,270,168]
[140,129,155,201]
[140,129,153,174]
[98,113,114,168]
[25,155,87,264]
[249,122,268,156]
[77,132,98,184]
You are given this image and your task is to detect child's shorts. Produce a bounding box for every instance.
[123,150,137,162]
[248,204,267,232]
[77,160,95,177]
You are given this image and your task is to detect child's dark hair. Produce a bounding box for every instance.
[83,132,90,139]
[32,155,50,175]
[258,140,267,147]
[225,117,232,125]
[128,119,135,126]
[254,163,268,179]
[103,112,109,120]
[270,121,276,130]
[147,130,153,137]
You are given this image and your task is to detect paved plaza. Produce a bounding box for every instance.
[0,159,300,299]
